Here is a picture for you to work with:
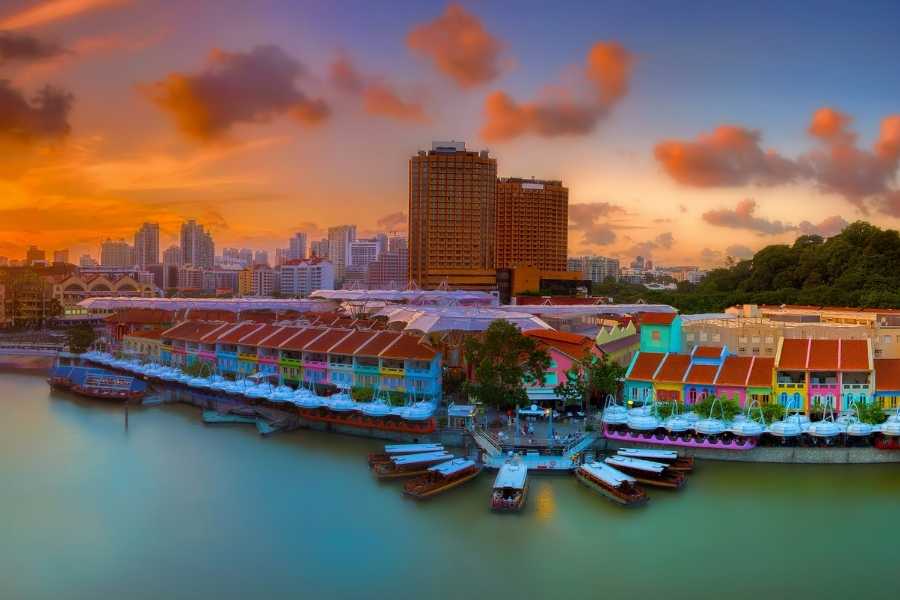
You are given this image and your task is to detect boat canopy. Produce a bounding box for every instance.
[580,462,636,487]
[616,448,679,461]
[493,463,527,490]
[429,458,476,476]
[605,455,667,474]
[391,451,453,465]
[383,443,444,454]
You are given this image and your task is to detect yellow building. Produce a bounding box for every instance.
[238,268,254,296]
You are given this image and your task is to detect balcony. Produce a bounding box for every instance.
[237,353,257,362]
[775,382,804,389]
[380,367,405,377]
[842,383,869,390]
[279,357,301,367]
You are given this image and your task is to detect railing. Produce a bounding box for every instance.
[380,367,404,376]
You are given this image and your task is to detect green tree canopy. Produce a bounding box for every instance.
[66,324,96,354]
[462,320,550,409]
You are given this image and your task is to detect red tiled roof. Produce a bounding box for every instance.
[215,322,266,344]
[715,356,753,386]
[355,331,401,357]
[278,327,327,351]
[639,312,676,325]
[238,324,282,346]
[840,339,870,371]
[808,339,839,370]
[162,321,230,343]
[875,358,900,391]
[684,363,718,385]
[693,345,724,359]
[379,334,437,360]
[523,329,596,360]
[778,339,809,370]
[106,309,176,324]
[654,354,692,383]
[747,357,774,387]
[257,326,303,349]
[304,329,353,353]
[329,330,378,355]
[628,352,665,381]
[126,329,165,340]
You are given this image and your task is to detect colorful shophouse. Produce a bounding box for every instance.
[873,358,900,410]
[521,329,603,404]
[773,338,872,412]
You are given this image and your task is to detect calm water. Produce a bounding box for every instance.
[2,371,900,600]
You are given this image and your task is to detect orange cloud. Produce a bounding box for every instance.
[480,41,633,141]
[702,198,790,234]
[654,125,803,187]
[329,55,427,123]
[0,0,128,30]
[144,45,329,142]
[808,107,854,142]
[0,81,73,178]
[407,3,504,88]
[0,32,65,64]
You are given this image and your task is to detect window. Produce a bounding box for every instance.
[752,347,759,354]
[699,332,708,342]
[686,333,695,342]
[765,336,774,344]
[885,335,892,344]
[738,347,746,353]
[651,331,661,341]
[739,336,748,344]
[712,334,721,342]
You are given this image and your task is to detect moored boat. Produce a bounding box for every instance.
[403,458,482,500]
[48,360,146,402]
[615,448,694,472]
[490,461,528,512]
[574,461,648,507]
[367,443,445,467]
[372,450,454,479]
[604,455,686,489]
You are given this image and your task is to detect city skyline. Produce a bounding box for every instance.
[2,1,900,266]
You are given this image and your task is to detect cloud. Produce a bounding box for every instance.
[480,41,632,141]
[568,202,626,246]
[654,125,804,187]
[0,0,128,30]
[725,244,755,259]
[0,31,65,64]
[655,108,900,215]
[0,81,73,147]
[702,198,790,234]
[700,247,722,264]
[628,232,674,258]
[376,211,407,231]
[406,3,504,88]
[797,215,848,237]
[144,45,330,142]
[329,55,427,123]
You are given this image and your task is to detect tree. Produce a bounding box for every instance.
[462,320,550,409]
[66,324,97,353]
[555,352,626,411]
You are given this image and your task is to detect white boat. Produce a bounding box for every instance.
[327,394,358,412]
[627,413,660,431]
[604,455,686,489]
[361,401,392,417]
[694,417,726,436]
[491,461,528,512]
[767,414,804,437]
[601,395,628,425]
[730,419,765,437]
[575,462,648,506]
[663,414,691,433]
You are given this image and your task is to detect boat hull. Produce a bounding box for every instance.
[490,483,528,512]
[574,469,647,507]
[604,426,757,451]
[403,467,483,500]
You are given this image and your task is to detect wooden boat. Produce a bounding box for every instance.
[48,365,146,402]
[604,455,686,489]
[372,451,454,479]
[367,443,445,468]
[490,461,528,512]
[615,447,694,472]
[575,462,648,507]
[403,459,482,500]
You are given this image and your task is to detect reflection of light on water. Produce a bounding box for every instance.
[534,481,556,521]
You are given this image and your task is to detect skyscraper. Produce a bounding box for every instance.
[100,239,134,267]
[253,250,269,267]
[134,222,160,267]
[288,232,307,261]
[310,239,329,259]
[408,141,497,290]
[327,225,356,283]
[52,249,69,265]
[496,178,568,272]
[180,220,214,269]
[25,245,46,266]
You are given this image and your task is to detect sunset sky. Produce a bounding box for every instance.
[2,0,900,267]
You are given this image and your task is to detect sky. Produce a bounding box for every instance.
[1,0,900,267]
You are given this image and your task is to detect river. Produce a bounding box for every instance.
[2,370,899,599]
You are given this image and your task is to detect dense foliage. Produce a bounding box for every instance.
[595,222,900,312]
[463,319,550,409]
[554,353,626,409]
[66,324,96,354]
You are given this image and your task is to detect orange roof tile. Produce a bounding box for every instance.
[693,345,724,359]
[355,331,401,357]
[278,327,327,351]
[106,309,175,324]
[628,352,665,381]
[639,312,676,325]
[215,322,265,344]
[258,326,303,349]
[747,357,774,387]
[304,329,353,353]
[125,329,165,340]
[715,356,753,386]
[523,329,596,360]
[875,358,900,391]
[839,339,870,371]
[778,339,809,370]
[684,363,718,385]
[238,324,283,346]
[329,330,379,355]
[162,321,230,343]
[654,354,692,383]
[808,339,839,370]
[379,334,437,361]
